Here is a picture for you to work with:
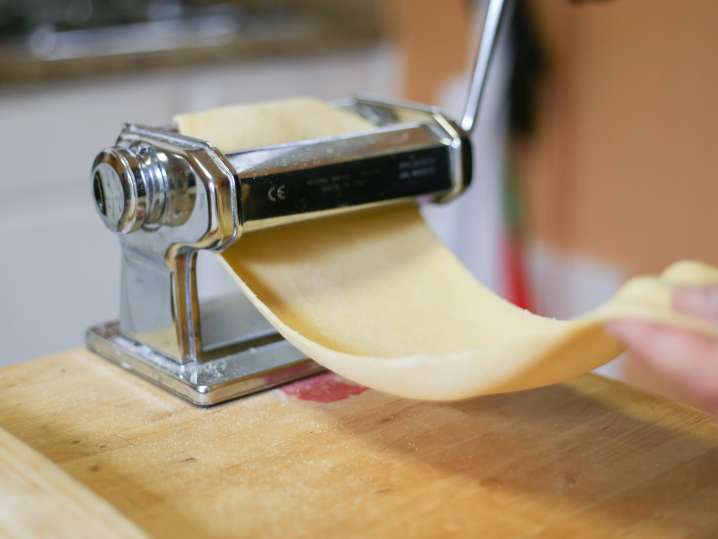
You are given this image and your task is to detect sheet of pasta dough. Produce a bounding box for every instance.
[175,97,372,154]
[177,99,718,401]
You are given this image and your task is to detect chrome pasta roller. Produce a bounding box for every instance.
[86,0,509,405]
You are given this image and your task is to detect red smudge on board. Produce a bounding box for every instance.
[281,372,367,403]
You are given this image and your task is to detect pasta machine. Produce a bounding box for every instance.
[86,0,508,405]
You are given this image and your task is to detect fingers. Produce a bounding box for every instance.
[673,285,718,322]
[605,319,718,415]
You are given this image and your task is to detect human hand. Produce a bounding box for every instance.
[606,286,718,415]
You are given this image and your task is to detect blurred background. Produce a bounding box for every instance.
[0,0,716,398]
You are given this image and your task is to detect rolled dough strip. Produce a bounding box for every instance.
[175,97,372,153]
[178,98,718,400]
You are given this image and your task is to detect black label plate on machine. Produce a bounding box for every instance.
[240,145,453,222]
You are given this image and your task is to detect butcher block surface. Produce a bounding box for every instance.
[1,348,717,538]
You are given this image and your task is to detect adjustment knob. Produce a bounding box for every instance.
[92,148,148,234]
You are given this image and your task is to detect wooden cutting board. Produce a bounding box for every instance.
[1,348,717,538]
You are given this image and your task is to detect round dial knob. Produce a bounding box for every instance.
[91,148,146,234]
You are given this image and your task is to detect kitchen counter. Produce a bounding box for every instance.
[1,347,717,537]
[0,3,382,86]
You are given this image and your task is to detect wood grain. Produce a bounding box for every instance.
[1,348,717,538]
[0,424,147,538]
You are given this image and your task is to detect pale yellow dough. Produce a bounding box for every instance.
[179,98,718,401]
[175,97,372,153]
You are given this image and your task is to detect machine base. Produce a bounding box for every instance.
[86,321,324,406]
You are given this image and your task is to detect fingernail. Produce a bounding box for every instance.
[673,286,718,321]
